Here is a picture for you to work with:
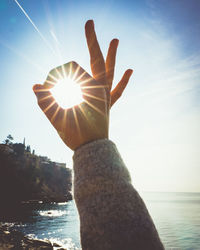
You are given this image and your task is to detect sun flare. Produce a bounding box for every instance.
[51,77,83,109]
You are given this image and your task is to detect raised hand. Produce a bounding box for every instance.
[33,20,133,150]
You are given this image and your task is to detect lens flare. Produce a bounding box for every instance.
[51,77,83,109]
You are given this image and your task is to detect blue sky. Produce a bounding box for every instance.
[0,0,199,192]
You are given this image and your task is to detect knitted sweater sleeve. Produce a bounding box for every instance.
[73,139,164,250]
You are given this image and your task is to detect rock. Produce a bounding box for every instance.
[53,242,61,247]
[3,230,10,234]
[23,237,53,248]
[0,224,54,249]
[0,243,15,249]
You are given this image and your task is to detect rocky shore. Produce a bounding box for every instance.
[0,224,66,250]
[0,139,73,249]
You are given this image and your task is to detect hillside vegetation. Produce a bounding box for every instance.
[0,135,72,204]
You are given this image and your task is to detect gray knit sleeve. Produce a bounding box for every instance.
[73,139,164,250]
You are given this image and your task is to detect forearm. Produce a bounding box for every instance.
[73,139,164,250]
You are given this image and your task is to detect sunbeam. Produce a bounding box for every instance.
[84,100,105,116]
[51,106,61,123]
[78,104,96,131]
[83,92,105,102]
[72,107,82,139]
[38,94,53,103]
[43,100,56,113]
[62,109,68,129]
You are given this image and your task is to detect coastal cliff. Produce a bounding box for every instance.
[0,140,72,207]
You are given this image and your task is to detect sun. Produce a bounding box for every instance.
[51,77,83,109]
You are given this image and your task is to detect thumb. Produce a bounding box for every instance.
[33,84,62,122]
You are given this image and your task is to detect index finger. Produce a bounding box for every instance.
[85,20,106,85]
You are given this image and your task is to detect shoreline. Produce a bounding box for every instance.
[0,223,66,250]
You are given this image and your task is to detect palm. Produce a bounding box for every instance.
[59,101,108,150]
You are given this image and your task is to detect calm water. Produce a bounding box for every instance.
[2,192,200,250]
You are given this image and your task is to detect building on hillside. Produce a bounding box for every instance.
[55,162,66,168]
[39,156,50,164]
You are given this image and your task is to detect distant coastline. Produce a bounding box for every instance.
[0,135,72,208]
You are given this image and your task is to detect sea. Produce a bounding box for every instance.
[1,192,200,250]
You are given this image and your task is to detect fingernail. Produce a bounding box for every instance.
[113,39,119,46]
[128,69,133,75]
[86,20,94,29]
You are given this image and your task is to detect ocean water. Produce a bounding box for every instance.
[2,192,200,250]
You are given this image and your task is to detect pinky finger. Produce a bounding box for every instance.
[110,69,133,107]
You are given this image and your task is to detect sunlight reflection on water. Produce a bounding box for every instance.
[39,210,68,217]
[3,193,200,250]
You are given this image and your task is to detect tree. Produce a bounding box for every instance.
[3,134,14,145]
[4,139,9,145]
[26,145,31,153]
[7,134,14,141]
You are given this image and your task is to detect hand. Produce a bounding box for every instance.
[33,20,133,150]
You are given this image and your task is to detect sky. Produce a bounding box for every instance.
[0,0,199,192]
